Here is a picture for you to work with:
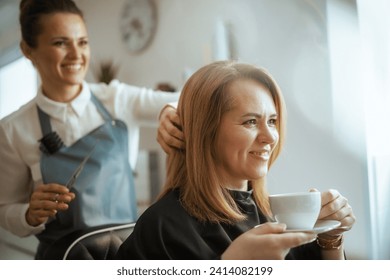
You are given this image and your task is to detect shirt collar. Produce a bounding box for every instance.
[228,188,254,201]
[35,81,91,123]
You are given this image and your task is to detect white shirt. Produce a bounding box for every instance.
[0,80,179,237]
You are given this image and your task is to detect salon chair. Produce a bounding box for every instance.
[42,223,135,260]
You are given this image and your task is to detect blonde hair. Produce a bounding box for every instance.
[160,61,286,223]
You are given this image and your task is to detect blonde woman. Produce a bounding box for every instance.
[117,61,355,259]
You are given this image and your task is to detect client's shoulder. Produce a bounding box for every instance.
[141,188,183,216]
[136,188,194,227]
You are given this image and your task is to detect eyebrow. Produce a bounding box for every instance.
[51,36,88,40]
[241,112,278,118]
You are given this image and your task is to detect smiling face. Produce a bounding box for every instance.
[23,12,90,101]
[215,78,279,190]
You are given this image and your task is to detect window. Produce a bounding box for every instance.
[327,0,390,259]
[357,0,390,260]
[0,57,37,119]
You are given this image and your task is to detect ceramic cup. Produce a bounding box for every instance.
[269,192,321,230]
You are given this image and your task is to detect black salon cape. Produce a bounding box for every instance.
[115,188,322,260]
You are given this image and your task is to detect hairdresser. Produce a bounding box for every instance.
[0,0,180,259]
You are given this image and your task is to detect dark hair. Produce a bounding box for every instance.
[19,0,84,48]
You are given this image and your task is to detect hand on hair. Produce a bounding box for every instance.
[157,105,184,153]
[26,183,76,226]
[221,222,316,260]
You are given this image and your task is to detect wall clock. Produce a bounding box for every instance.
[120,0,157,54]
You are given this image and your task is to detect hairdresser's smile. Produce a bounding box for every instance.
[62,63,82,71]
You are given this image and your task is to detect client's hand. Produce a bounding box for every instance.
[26,183,76,226]
[157,105,184,153]
[312,188,356,238]
[221,223,316,260]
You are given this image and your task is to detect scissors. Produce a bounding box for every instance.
[66,140,99,189]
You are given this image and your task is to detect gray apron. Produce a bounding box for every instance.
[35,94,137,255]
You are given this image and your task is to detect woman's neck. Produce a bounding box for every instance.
[225,181,249,192]
[42,83,82,103]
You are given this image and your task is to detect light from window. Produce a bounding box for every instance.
[0,57,37,119]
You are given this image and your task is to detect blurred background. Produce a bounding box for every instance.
[0,0,389,260]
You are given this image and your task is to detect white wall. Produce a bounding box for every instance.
[73,0,371,259]
[0,0,20,67]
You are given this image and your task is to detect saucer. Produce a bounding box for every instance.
[284,220,341,234]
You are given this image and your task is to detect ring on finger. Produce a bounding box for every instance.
[53,193,59,203]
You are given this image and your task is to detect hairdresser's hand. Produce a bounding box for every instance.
[221,222,316,260]
[310,188,356,238]
[157,105,184,153]
[26,183,76,226]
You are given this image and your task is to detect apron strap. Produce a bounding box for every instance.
[90,93,114,122]
[37,106,53,135]
[37,106,64,154]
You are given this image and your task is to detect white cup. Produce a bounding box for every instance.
[269,192,321,230]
